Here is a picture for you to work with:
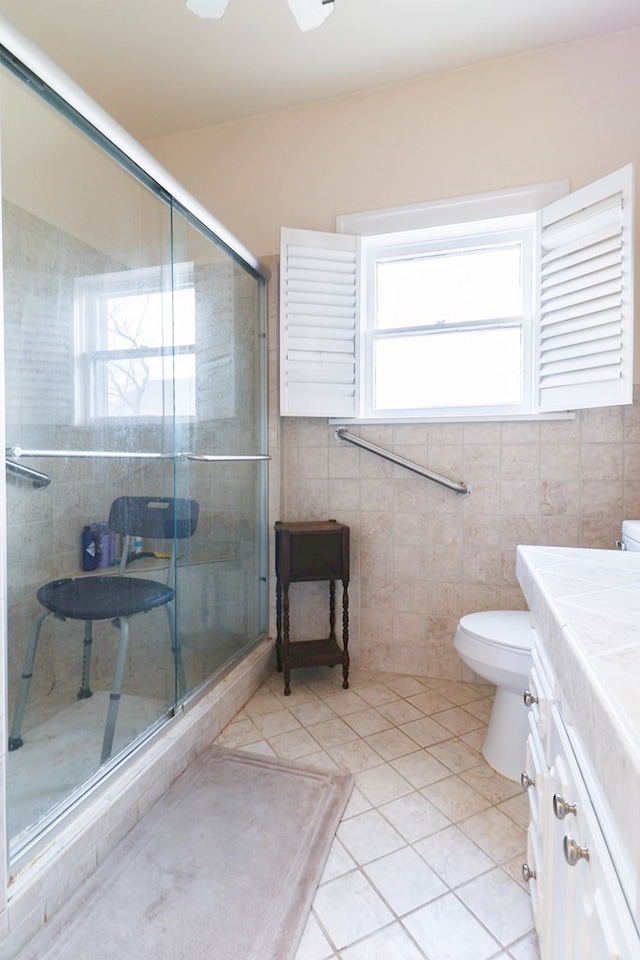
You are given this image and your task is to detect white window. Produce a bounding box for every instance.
[75,263,196,421]
[280,165,634,421]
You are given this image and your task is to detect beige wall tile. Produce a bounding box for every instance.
[274,312,640,679]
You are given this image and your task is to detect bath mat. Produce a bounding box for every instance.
[21,745,354,960]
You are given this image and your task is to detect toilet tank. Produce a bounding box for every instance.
[621,520,640,551]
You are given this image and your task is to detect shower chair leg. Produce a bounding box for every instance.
[8,609,51,750]
[77,620,94,699]
[100,617,130,765]
[165,604,186,698]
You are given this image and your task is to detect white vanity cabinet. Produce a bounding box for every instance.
[522,636,640,959]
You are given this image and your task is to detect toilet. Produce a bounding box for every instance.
[620,519,640,553]
[454,610,532,782]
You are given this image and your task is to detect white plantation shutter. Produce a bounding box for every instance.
[280,228,359,417]
[535,165,634,412]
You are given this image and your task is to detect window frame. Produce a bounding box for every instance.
[361,217,535,419]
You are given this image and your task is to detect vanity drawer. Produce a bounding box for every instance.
[547,706,640,959]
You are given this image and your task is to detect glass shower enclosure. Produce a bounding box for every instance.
[0,34,267,858]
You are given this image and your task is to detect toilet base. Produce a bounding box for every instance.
[481,685,528,782]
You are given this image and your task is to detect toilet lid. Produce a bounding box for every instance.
[458,610,531,651]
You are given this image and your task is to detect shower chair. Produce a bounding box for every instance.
[8,495,199,764]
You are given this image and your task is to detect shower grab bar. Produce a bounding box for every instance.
[5,459,52,488]
[335,427,471,497]
[8,447,270,462]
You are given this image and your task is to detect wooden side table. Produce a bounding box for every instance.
[275,520,349,696]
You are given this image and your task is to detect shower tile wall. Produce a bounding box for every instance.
[265,256,640,680]
[3,202,260,728]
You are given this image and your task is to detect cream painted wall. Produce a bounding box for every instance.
[146,27,640,260]
[147,27,640,681]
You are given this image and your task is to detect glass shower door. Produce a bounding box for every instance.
[1,56,181,850]
[1,38,267,860]
[170,208,267,699]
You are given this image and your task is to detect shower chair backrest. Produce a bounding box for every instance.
[109,496,200,580]
[108,496,199,541]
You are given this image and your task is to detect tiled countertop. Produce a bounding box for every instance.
[516,544,640,919]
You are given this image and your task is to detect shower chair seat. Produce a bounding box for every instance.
[8,495,199,765]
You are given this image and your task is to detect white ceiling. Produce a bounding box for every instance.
[0,0,639,142]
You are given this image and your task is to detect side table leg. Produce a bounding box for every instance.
[342,581,349,689]
[283,585,291,696]
[276,577,283,672]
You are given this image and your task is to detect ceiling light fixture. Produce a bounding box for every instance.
[185,0,335,32]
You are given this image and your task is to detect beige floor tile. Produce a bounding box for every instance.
[320,837,357,883]
[461,763,523,803]
[365,727,421,761]
[337,809,406,864]
[243,689,284,716]
[339,922,426,960]
[464,696,494,722]
[415,824,494,888]
[268,727,323,760]
[509,930,541,959]
[327,739,386,773]
[499,792,530,829]
[239,738,277,757]
[302,750,342,773]
[307,716,360,748]
[433,705,485,736]
[294,913,334,960]
[400,715,452,747]
[355,763,414,806]
[379,791,451,843]
[460,806,527,864]
[421,773,492,821]
[289,699,339,726]
[406,690,453,714]
[312,870,394,949]
[460,727,486,752]
[253,708,301,737]
[437,680,494,704]
[375,698,425,725]
[321,690,371,716]
[356,683,401,707]
[363,845,447,915]
[390,748,450,788]
[384,675,430,698]
[457,866,535,947]
[343,708,393,737]
[273,682,322,705]
[214,717,262,748]
[427,736,484,773]
[404,892,501,960]
[342,786,373,818]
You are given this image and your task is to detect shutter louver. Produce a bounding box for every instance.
[280,228,359,417]
[536,166,633,412]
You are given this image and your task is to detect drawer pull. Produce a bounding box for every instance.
[521,771,536,790]
[553,792,577,820]
[563,834,590,866]
[523,690,539,707]
[522,863,537,883]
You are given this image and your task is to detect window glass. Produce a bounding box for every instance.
[373,326,523,410]
[376,244,523,328]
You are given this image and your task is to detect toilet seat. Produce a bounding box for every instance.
[457,611,531,653]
